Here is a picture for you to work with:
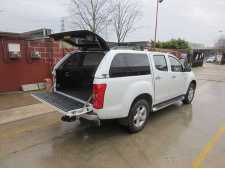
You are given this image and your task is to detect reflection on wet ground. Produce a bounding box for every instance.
[0,64,225,167]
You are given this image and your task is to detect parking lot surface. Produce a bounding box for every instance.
[0,64,225,167]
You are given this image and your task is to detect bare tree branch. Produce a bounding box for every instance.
[69,0,114,34]
[112,0,141,43]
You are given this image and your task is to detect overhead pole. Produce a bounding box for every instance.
[61,18,65,32]
[154,0,164,49]
[217,30,224,55]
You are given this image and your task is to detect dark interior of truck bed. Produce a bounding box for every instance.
[56,52,105,101]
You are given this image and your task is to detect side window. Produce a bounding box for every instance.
[169,56,183,72]
[109,53,151,78]
[153,55,168,71]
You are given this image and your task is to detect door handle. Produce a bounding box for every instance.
[155,76,161,80]
[172,75,176,79]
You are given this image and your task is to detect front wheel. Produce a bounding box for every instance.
[183,83,196,104]
[126,99,150,133]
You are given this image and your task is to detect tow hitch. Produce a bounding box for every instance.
[61,115,77,122]
[60,94,100,126]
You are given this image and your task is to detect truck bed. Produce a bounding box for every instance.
[59,89,92,101]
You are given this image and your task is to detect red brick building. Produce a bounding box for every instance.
[0,29,74,92]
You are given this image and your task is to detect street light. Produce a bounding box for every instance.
[154,0,164,49]
[217,30,224,54]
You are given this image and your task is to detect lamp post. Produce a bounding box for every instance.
[154,0,164,49]
[217,30,224,55]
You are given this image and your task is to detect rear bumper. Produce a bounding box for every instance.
[61,111,100,124]
[80,112,100,121]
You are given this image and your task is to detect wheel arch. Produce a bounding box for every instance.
[131,93,153,111]
[118,93,153,128]
[191,80,197,89]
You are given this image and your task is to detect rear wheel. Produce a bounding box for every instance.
[183,83,196,104]
[126,99,150,133]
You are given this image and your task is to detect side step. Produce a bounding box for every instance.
[153,95,185,112]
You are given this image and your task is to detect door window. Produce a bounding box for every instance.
[169,56,183,72]
[109,53,151,78]
[153,55,168,71]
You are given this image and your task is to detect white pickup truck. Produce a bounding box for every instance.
[33,30,196,133]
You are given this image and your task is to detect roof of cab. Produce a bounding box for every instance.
[109,49,169,56]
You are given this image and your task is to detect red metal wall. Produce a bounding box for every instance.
[0,37,74,92]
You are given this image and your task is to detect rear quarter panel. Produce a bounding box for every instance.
[94,51,154,120]
[184,71,197,92]
[102,76,153,119]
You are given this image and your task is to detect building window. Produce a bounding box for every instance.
[8,43,21,59]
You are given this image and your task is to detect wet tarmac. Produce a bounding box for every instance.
[0,64,225,167]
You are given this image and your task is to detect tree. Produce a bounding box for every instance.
[112,0,141,43]
[69,0,113,34]
[155,38,191,50]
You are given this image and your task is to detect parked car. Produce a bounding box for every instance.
[33,30,197,133]
[206,56,216,63]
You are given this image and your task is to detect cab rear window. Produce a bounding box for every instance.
[109,53,151,78]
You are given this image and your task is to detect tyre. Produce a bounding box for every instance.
[183,83,196,104]
[126,99,150,133]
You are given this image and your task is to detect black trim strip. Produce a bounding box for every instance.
[153,95,185,109]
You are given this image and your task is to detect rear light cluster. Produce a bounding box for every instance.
[92,84,107,109]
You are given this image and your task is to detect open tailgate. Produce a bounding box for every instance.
[49,30,110,51]
[32,92,93,117]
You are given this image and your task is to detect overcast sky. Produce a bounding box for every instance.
[0,0,225,46]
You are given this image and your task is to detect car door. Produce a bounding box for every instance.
[168,55,186,97]
[153,55,171,104]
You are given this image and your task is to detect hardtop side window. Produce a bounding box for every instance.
[153,55,168,72]
[169,56,183,72]
[109,53,151,78]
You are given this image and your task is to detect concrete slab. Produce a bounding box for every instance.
[0,92,40,111]
[0,103,55,125]
[38,83,46,90]
[22,84,39,92]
